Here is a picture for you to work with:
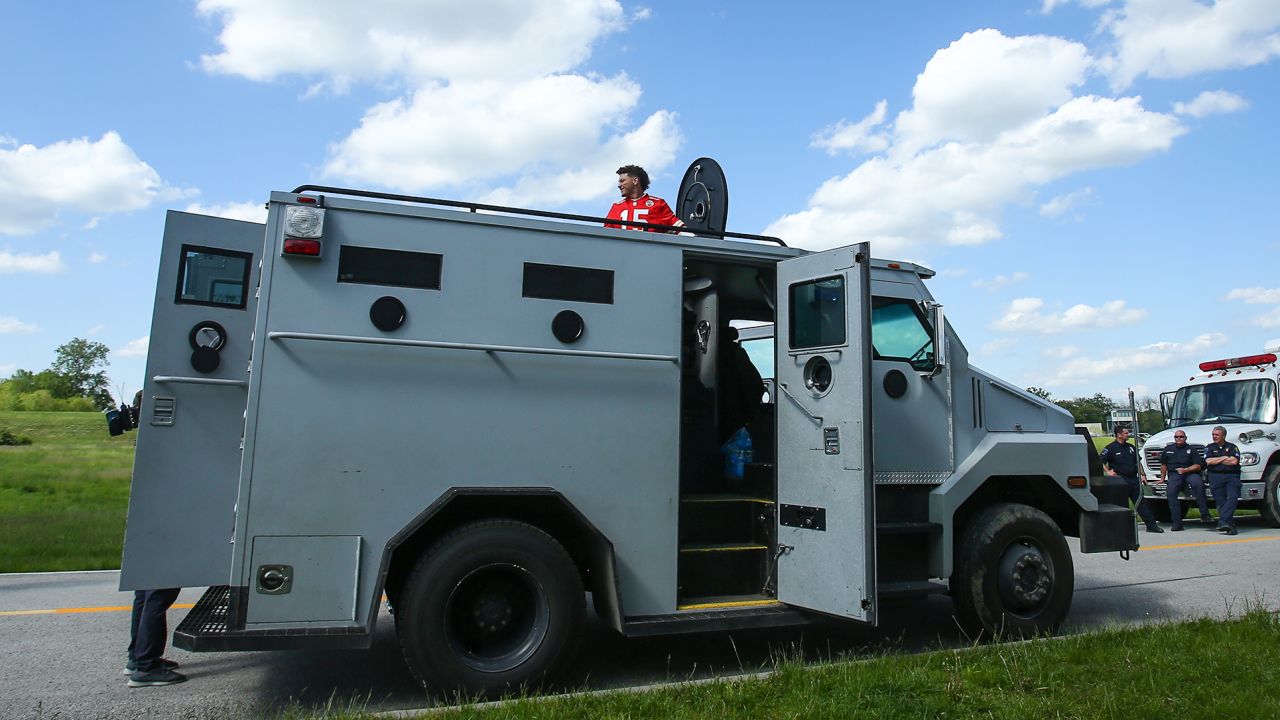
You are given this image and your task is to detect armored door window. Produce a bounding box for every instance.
[175,245,252,309]
[789,276,845,349]
[871,297,934,371]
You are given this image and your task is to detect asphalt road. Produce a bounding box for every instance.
[2,517,1278,720]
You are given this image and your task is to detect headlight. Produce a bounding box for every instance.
[1241,452,1260,466]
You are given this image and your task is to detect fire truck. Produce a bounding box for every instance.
[117,159,1137,695]
[1139,351,1280,526]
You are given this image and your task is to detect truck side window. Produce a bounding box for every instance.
[790,276,845,349]
[871,297,934,371]
[175,245,252,309]
[337,245,443,290]
[523,263,614,304]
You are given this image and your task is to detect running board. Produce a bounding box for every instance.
[173,586,371,652]
[877,580,949,598]
[623,603,820,637]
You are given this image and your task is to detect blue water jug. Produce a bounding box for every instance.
[721,427,753,481]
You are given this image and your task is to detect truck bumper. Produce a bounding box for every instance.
[1079,504,1139,553]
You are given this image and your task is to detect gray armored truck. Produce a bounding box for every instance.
[119,164,1137,695]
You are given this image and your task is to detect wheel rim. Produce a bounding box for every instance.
[443,563,550,673]
[995,536,1055,618]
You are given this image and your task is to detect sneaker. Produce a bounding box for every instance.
[122,657,179,675]
[1217,526,1229,533]
[1171,524,1185,532]
[128,667,187,688]
[1146,524,1165,533]
[1202,518,1217,526]
[1226,527,1239,536]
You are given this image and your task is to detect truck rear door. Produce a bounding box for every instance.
[119,211,263,590]
[774,242,875,622]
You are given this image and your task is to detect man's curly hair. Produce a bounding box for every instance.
[616,165,650,192]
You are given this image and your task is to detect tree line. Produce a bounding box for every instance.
[0,338,114,411]
[1025,387,1165,433]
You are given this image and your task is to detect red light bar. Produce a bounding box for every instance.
[296,196,317,204]
[1199,353,1277,372]
[282,237,321,256]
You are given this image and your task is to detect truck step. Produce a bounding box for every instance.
[875,521,942,535]
[173,585,370,652]
[624,602,818,637]
[877,580,948,598]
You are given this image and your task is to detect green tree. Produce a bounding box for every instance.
[1056,393,1115,424]
[50,338,112,408]
[1025,386,1053,400]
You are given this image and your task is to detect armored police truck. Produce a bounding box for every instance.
[1139,350,1280,526]
[119,159,1137,695]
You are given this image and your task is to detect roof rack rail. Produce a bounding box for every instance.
[290,185,787,247]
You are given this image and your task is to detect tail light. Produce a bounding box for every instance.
[282,204,325,258]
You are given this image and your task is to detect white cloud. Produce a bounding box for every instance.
[184,201,268,223]
[116,336,149,358]
[1224,287,1280,305]
[325,75,682,202]
[1099,0,1280,90]
[87,324,106,336]
[83,216,101,230]
[87,252,107,265]
[991,296,1147,334]
[1040,186,1094,217]
[0,251,65,274]
[812,100,890,156]
[1248,307,1280,328]
[1173,90,1250,118]
[0,363,15,377]
[0,132,190,235]
[936,267,969,278]
[1043,344,1081,358]
[0,316,39,334]
[1037,332,1227,386]
[200,1,678,205]
[766,30,1184,253]
[978,337,1020,356]
[972,271,1029,292]
[1041,0,1112,14]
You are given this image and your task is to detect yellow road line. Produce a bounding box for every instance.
[1140,535,1280,551]
[0,602,194,618]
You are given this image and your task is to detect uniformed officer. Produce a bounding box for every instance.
[1100,426,1163,533]
[1203,425,1243,535]
[1159,430,1212,531]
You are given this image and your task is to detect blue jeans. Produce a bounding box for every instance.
[1121,475,1158,526]
[128,588,180,672]
[1166,471,1210,522]
[1209,473,1242,529]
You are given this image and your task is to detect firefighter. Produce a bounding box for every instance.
[1101,426,1163,533]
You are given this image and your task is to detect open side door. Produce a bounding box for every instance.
[1159,391,1176,425]
[120,211,264,590]
[774,242,875,622]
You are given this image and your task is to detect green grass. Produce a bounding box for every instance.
[0,411,135,572]
[277,610,1280,720]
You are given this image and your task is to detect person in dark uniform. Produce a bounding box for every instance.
[1203,425,1243,535]
[1159,430,1212,531]
[1100,426,1163,533]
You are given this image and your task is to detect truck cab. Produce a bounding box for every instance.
[119,171,1136,696]
[1139,352,1280,526]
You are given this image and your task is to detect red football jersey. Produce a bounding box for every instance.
[604,194,684,231]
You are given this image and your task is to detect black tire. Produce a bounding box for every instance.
[396,520,584,697]
[951,503,1074,639]
[1261,465,1280,528]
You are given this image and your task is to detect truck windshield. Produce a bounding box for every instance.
[1167,378,1278,427]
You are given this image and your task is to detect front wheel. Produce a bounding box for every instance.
[396,520,584,697]
[951,503,1074,638]
[1260,465,1280,528]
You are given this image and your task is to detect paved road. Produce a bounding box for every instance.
[2,518,1278,719]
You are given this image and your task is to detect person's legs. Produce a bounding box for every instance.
[1166,474,1187,529]
[126,589,145,665]
[1186,473,1213,523]
[1127,476,1161,530]
[1219,476,1242,532]
[133,588,180,672]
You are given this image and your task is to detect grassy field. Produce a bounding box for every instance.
[0,411,135,572]
[269,610,1280,720]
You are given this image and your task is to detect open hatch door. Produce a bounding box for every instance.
[119,211,263,590]
[774,242,875,622]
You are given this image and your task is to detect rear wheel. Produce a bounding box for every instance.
[951,503,1074,638]
[1261,465,1280,528]
[396,520,584,697]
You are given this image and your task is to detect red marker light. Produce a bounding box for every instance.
[297,196,317,204]
[1198,353,1277,372]
[282,237,321,256]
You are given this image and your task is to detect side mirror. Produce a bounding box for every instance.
[928,302,947,374]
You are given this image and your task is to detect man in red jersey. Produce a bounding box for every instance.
[604,165,684,232]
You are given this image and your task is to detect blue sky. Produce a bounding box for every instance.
[2,1,1278,406]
